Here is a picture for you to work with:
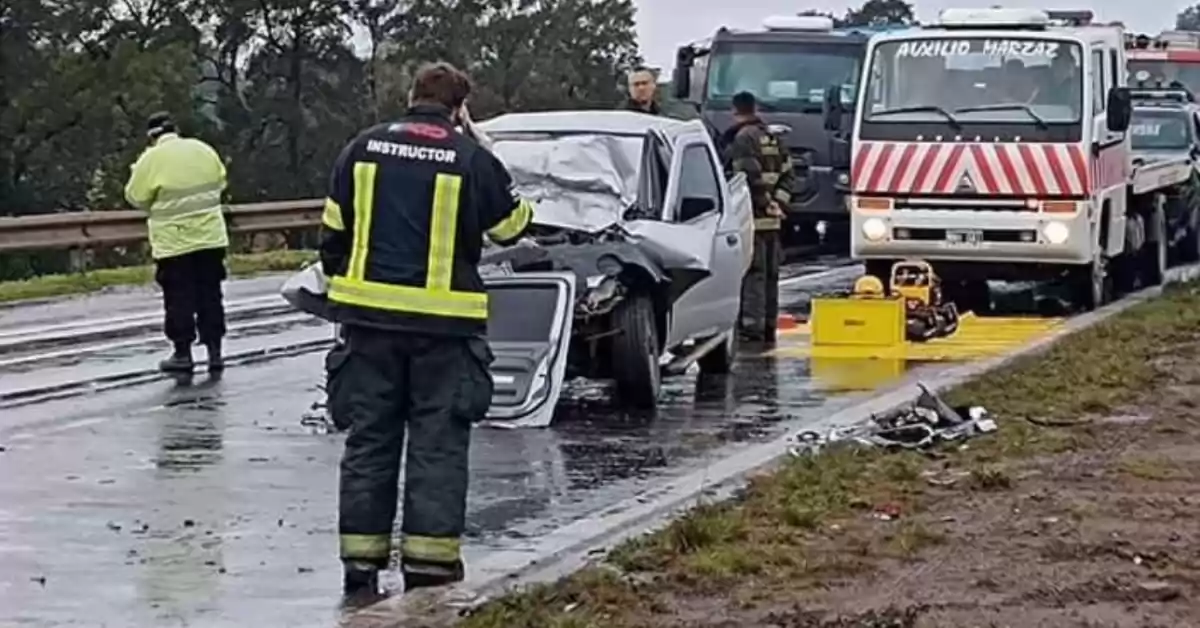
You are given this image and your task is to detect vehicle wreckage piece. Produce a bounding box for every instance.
[280,263,577,429]
[809,259,960,352]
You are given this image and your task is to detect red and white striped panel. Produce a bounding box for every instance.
[852,141,1090,197]
[1090,144,1127,191]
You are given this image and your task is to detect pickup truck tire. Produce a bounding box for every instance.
[1142,207,1167,287]
[610,293,661,409]
[697,330,737,374]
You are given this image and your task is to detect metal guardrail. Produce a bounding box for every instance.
[0,200,324,253]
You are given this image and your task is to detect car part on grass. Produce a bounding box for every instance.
[788,383,994,455]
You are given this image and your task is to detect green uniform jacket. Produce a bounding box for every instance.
[124,133,229,260]
[721,118,795,231]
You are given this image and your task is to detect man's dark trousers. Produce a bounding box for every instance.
[154,247,227,351]
[740,230,781,342]
[332,324,494,578]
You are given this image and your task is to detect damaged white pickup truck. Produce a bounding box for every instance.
[283,111,753,428]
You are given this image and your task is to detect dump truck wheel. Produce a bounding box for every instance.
[697,330,737,375]
[610,293,661,409]
[1142,207,1167,287]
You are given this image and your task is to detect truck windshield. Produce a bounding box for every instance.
[1130,110,1193,150]
[705,42,861,112]
[863,37,1084,124]
[1129,60,1200,96]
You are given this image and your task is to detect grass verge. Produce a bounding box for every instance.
[0,250,315,304]
[451,281,1200,628]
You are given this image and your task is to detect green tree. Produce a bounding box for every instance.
[1178,5,1200,31]
[843,0,916,27]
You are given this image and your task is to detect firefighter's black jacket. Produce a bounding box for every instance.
[319,104,533,337]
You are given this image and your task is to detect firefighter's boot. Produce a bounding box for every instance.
[402,558,465,592]
[341,560,383,607]
[159,343,194,373]
[205,341,225,373]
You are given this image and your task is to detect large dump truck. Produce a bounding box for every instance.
[670,16,907,251]
[829,7,1192,313]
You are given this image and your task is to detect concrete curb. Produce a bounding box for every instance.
[343,264,1200,628]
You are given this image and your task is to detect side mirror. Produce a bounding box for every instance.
[823,84,844,131]
[1107,87,1132,132]
[679,196,716,221]
[672,47,693,100]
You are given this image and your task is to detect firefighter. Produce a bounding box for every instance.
[621,66,663,115]
[321,61,533,601]
[124,112,230,373]
[720,91,795,343]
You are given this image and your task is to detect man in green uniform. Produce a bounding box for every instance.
[321,62,533,602]
[720,91,795,343]
[124,112,230,373]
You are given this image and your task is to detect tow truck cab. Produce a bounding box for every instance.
[671,15,903,249]
[1126,31,1200,96]
[848,8,1134,311]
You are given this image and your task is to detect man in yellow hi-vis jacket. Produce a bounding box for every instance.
[124,112,230,373]
[320,62,532,602]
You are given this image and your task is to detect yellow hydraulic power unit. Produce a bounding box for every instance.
[811,259,960,350]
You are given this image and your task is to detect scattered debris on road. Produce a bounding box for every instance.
[789,383,995,455]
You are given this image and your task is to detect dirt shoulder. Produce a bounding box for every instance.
[453,282,1200,628]
[0,249,314,304]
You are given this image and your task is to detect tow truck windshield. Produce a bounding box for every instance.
[1130,109,1194,150]
[863,37,1084,124]
[705,42,860,112]
[1128,61,1200,95]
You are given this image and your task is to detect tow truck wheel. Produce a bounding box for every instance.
[610,293,661,409]
[1071,257,1110,312]
[1142,207,1167,287]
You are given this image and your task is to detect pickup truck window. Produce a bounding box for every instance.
[1130,110,1192,150]
[673,144,722,221]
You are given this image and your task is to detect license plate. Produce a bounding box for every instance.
[945,229,982,245]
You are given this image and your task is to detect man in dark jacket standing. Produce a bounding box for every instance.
[320,61,533,602]
[620,66,663,114]
[720,91,795,343]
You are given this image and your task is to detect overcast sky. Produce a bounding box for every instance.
[635,0,1195,73]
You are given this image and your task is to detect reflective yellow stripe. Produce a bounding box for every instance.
[400,535,461,563]
[773,189,792,204]
[755,217,781,230]
[427,174,462,291]
[322,198,344,231]
[487,199,532,242]
[348,162,377,280]
[762,172,780,185]
[340,533,390,559]
[329,276,488,319]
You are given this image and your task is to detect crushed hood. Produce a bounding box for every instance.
[490,133,641,233]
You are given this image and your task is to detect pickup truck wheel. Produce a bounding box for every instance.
[697,330,737,375]
[1142,208,1167,287]
[610,293,661,409]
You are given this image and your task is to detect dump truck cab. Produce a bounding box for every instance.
[672,16,904,249]
[849,8,1134,311]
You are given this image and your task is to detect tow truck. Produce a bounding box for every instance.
[670,15,907,251]
[1125,30,1200,95]
[827,7,1192,313]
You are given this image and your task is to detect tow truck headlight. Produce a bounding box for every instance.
[862,218,887,241]
[1042,221,1069,244]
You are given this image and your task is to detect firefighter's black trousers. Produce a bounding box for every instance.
[330,325,494,569]
[740,230,781,341]
[154,247,227,348]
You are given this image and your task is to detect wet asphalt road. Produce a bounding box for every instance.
[0,260,943,627]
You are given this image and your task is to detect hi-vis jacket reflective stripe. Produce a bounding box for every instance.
[338,532,461,564]
[319,105,533,337]
[124,134,229,260]
[720,118,795,231]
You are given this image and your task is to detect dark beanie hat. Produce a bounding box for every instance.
[147,111,176,138]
